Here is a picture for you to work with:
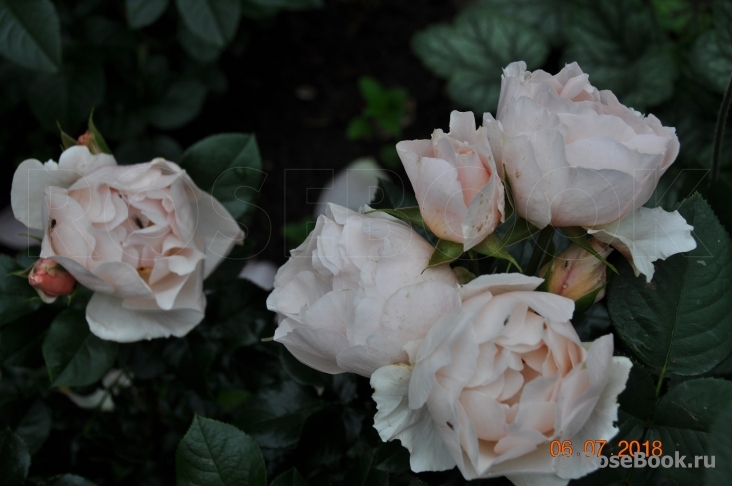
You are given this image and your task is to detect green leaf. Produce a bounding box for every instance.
[346,117,373,141]
[175,0,241,48]
[235,381,322,449]
[647,378,732,485]
[618,361,656,421]
[27,59,106,132]
[707,400,732,485]
[564,0,677,110]
[245,0,323,10]
[42,309,119,387]
[0,255,42,325]
[179,133,263,220]
[0,0,61,72]
[14,400,51,455]
[0,428,30,486]
[178,21,223,63]
[87,111,112,155]
[126,0,169,29]
[412,6,548,113]
[44,475,98,486]
[43,474,97,486]
[176,416,266,486]
[369,178,418,209]
[472,233,521,271]
[690,0,732,94]
[427,239,463,268]
[147,79,207,130]
[270,468,309,486]
[560,227,617,273]
[282,216,316,247]
[608,194,732,376]
[497,216,541,247]
[208,279,270,349]
[477,0,563,44]
[57,122,77,150]
[367,207,425,228]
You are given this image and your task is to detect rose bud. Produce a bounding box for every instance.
[28,258,76,302]
[539,237,613,310]
[396,111,505,250]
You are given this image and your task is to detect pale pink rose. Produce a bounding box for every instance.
[484,61,694,281]
[11,146,243,342]
[267,203,459,377]
[396,111,505,250]
[371,274,631,484]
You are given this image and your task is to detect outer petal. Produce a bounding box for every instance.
[462,164,505,250]
[396,141,468,242]
[459,274,544,301]
[189,186,245,278]
[371,364,456,472]
[12,159,81,230]
[501,135,552,229]
[86,292,204,342]
[586,206,696,282]
[556,356,632,481]
[337,281,461,376]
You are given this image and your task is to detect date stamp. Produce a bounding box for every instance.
[549,439,663,458]
[550,440,716,470]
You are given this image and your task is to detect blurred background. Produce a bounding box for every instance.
[1,0,728,266]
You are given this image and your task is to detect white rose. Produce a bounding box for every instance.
[11,146,243,342]
[267,203,458,377]
[485,61,695,281]
[371,273,631,485]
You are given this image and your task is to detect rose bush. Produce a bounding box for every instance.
[396,111,505,250]
[371,274,631,485]
[11,145,243,341]
[484,61,696,281]
[267,203,459,376]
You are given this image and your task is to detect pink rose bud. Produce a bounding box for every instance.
[539,237,613,305]
[28,258,76,299]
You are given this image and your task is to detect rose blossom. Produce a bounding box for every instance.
[396,111,505,250]
[484,61,695,281]
[267,203,458,377]
[11,145,243,342]
[371,274,631,484]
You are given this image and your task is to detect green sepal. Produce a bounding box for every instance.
[573,284,606,315]
[452,266,476,284]
[537,256,554,292]
[427,239,463,268]
[560,226,618,274]
[366,207,425,228]
[472,233,522,271]
[87,110,112,155]
[57,121,76,150]
[500,216,541,246]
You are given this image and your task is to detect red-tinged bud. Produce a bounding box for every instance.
[77,131,92,147]
[28,258,76,302]
[539,237,613,309]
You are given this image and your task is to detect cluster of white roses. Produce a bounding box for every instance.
[267,62,697,485]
